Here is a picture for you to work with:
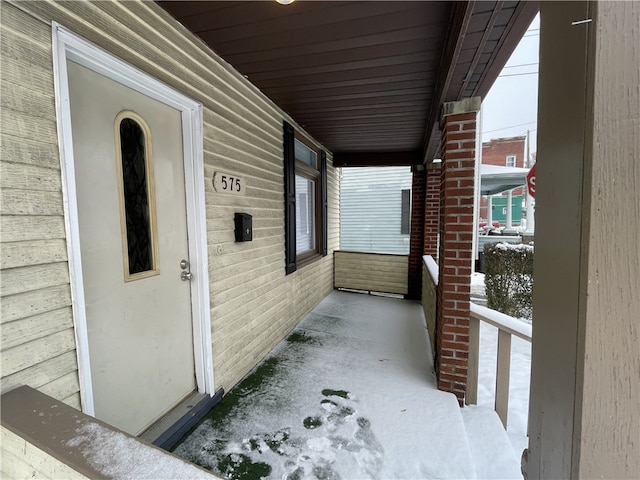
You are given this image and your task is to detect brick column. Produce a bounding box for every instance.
[424,163,441,258]
[407,166,426,300]
[435,98,480,404]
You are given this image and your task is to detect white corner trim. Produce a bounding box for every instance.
[51,23,215,414]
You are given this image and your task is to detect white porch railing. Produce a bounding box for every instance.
[467,302,532,428]
[421,255,532,429]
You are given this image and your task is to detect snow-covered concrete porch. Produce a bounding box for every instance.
[173,291,522,479]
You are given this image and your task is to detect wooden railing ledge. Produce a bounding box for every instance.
[470,302,532,341]
[423,255,439,285]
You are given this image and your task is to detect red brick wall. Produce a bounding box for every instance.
[482,136,525,167]
[407,166,426,299]
[424,163,440,258]
[436,109,476,405]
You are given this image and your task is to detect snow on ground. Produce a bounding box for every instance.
[173,291,523,479]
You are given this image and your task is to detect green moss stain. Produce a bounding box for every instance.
[321,389,349,399]
[209,358,280,425]
[217,453,271,480]
[286,331,314,344]
[303,416,323,429]
[259,429,294,455]
[172,357,281,453]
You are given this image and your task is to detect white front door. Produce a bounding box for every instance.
[67,60,196,435]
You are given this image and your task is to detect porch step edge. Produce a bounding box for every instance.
[461,405,523,480]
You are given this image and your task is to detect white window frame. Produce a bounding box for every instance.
[506,155,517,167]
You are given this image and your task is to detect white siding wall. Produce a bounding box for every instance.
[1,1,338,403]
[340,166,412,254]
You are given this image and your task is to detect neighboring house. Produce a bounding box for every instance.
[340,167,413,255]
[479,136,530,225]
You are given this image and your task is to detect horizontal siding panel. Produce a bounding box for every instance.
[0,162,62,191]
[0,133,61,170]
[0,215,66,242]
[0,1,52,43]
[1,189,64,215]
[1,80,56,123]
[0,262,69,297]
[204,112,281,159]
[206,146,283,184]
[334,251,408,294]
[0,108,57,146]
[38,370,80,401]
[0,284,72,324]
[0,56,54,97]
[0,27,52,69]
[1,351,78,393]
[1,328,76,377]
[61,392,82,410]
[0,239,68,269]
[1,307,73,349]
[213,269,283,307]
[1,428,89,480]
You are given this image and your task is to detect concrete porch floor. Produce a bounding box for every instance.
[172,291,521,479]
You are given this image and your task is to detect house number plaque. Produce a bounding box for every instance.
[213,171,246,195]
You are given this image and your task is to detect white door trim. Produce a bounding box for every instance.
[52,23,214,415]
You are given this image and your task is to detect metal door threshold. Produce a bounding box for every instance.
[139,389,223,450]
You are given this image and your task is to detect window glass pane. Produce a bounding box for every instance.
[119,118,154,275]
[295,139,317,168]
[506,155,516,167]
[295,175,315,254]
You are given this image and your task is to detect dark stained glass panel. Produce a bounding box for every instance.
[119,118,154,275]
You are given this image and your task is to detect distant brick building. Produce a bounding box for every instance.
[480,135,527,223]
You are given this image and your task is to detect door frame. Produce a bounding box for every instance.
[52,23,214,415]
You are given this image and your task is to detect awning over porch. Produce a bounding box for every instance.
[480,164,530,195]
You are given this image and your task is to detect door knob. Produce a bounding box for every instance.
[180,259,192,281]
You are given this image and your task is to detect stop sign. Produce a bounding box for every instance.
[527,164,536,198]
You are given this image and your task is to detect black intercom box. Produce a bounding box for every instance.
[234,213,252,242]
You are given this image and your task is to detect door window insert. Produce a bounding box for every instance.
[115,111,160,281]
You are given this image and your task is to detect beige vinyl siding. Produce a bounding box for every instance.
[1,0,339,400]
[334,251,409,295]
[0,3,79,407]
[1,427,90,480]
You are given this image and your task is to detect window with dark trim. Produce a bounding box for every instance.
[283,121,327,274]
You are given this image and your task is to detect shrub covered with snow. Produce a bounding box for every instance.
[484,242,533,320]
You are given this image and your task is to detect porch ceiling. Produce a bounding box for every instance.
[157,1,538,167]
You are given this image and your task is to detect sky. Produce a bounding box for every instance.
[481,14,540,155]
